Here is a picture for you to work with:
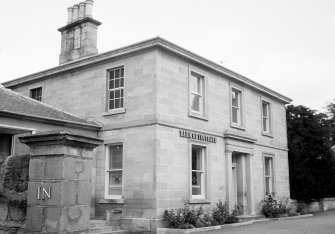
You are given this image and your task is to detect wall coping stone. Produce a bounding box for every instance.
[19,130,103,148]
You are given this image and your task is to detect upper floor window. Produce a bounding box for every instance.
[191,145,206,199]
[262,101,271,133]
[264,156,274,195]
[190,71,205,115]
[108,66,124,110]
[231,88,242,126]
[105,144,123,199]
[30,87,42,101]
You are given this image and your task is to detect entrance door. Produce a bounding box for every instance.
[231,152,247,214]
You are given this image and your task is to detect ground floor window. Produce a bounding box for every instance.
[105,144,123,199]
[264,156,274,194]
[191,145,206,199]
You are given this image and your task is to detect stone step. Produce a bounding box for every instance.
[89,226,128,234]
[90,219,108,228]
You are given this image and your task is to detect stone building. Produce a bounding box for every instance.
[2,1,292,232]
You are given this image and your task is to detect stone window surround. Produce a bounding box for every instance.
[189,140,209,202]
[261,96,274,137]
[229,83,245,130]
[263,152,276,196]
[103,63,126,116]
[188,66,208,121]
[104,142,124,200]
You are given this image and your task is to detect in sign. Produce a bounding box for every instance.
[37,187,52,200]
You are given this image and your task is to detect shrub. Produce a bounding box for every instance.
[163,200,239,229]
[163,200,204,228]
[260,193,293,218]
[212,200,228,224]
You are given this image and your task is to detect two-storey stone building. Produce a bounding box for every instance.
[2,1,292,232]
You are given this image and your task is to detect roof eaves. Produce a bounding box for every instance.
[0,110,102,130]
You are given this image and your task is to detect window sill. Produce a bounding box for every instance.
[230,123,245,131]
[188,111,208,121]
[262,131,273,138]
[189,199,210,204]
[102,108,126,116]
[99,198,124,204]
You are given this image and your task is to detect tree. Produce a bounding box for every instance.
[286,105,335,202]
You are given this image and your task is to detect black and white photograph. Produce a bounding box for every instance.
[0,1,334,233]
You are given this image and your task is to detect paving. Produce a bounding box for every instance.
[206,210,335,234]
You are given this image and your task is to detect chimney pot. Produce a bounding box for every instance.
[79,2,85,19]
[84,0,94,17]
[67,7,73,24]
[73,4,79,21]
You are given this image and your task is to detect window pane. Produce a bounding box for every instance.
[192,148,202,170]
[108,171,122,195]
[265,177,271,194]
[121,78,124,87]
[115,99,120,109]
[109,145,123,169]
[262,102,268,117]
[115,90,120,98]
[192,172,201,195]
[265,158,271,176]
[110,70,115,79]
[115,69,120,78]
[263,117,268,131]
[110,91,114,99]
[120,98,124,108]
[109,100,114,110]
[191,94,200,112]
[232,107,238,123]
[121,89,124,97]
[115,78,120,88]
[121,68,124,77]
[109,79,114,89]
[232,90,239,107]
[190,75,198,93]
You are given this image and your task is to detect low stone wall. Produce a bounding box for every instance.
[292,198,335,213]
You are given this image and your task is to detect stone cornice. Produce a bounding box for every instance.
[19,130,103,148]
[57,17,101,32]
[2,37,292,103]
[223,130,257,143]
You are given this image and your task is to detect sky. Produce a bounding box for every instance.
[0,0,334,112]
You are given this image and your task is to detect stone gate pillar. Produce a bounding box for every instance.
[20,131,103,233]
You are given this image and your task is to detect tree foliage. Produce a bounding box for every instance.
[286,105,335,203]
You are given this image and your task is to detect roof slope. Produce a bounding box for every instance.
[0,86,100,129]
[1,37,292,103]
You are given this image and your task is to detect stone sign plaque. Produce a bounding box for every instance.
[179,130,216,143]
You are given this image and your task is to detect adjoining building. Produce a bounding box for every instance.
[2,1,292,232]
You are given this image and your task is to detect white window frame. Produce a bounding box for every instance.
[104,143,123,199]
[230,85,244,128]
[261,98,273,136]
[106,66,125,113]
[263,153,275,195]
[190,143,207,200]
[188,67,208,120]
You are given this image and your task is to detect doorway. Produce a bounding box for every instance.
[231,152,247,214]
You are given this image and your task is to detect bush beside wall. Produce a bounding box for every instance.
[0,155,29,233]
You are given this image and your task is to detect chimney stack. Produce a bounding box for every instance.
[58,0,101,64]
